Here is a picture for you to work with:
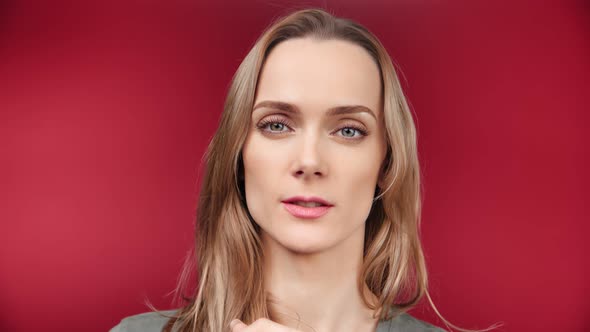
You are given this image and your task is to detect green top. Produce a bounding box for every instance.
[109,310,445,332]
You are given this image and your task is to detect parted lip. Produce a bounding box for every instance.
[281,196,334,206]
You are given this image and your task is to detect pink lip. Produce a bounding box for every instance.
[281,196,334,219]
[282,202,332,219]
[282,196,334,206]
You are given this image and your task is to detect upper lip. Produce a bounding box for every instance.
[282,196,334,206]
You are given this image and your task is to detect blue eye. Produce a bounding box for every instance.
[256,118,292,133]
[340,127,359,137]
[337,126,367,139]
[256,117,368,140]
[268,122,286,132]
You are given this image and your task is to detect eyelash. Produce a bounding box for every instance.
[256,116,368,139]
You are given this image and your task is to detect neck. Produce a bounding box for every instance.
[261,230,380,332]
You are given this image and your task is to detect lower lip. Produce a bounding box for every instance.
[282,202,332,219]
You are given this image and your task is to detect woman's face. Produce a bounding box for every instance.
[242,37,386,254]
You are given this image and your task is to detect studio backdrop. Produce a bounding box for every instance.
[0,1,588,331]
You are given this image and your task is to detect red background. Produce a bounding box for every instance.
[0,1,588,331]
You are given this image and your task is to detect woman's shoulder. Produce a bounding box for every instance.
[109,310,178,332]
[378,312,446,332]
[110,309,445,332]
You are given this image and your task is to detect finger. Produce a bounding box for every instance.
[230,319,248,332]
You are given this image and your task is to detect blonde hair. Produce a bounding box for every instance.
[149,7,499,332]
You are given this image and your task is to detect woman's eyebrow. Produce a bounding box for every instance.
[252,100,376,119]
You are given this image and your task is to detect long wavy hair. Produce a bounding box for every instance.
[150,7,497,332]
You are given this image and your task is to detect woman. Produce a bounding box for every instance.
[111,7,468,332]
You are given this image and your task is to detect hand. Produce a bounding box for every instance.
[230,318,303,332]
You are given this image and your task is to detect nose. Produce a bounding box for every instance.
[291,132,327,179]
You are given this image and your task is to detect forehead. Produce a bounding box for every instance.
[254,38,381,114]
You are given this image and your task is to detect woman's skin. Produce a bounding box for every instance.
[237,37,388,332]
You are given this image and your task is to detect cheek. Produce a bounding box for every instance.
[334,141,383,183]
[332,146,383,218]
[243,136,282,182]
[242,135,283,222]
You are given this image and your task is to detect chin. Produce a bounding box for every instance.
[280,241,327,255]
[256,213,348,255]
[273,229,339,255]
